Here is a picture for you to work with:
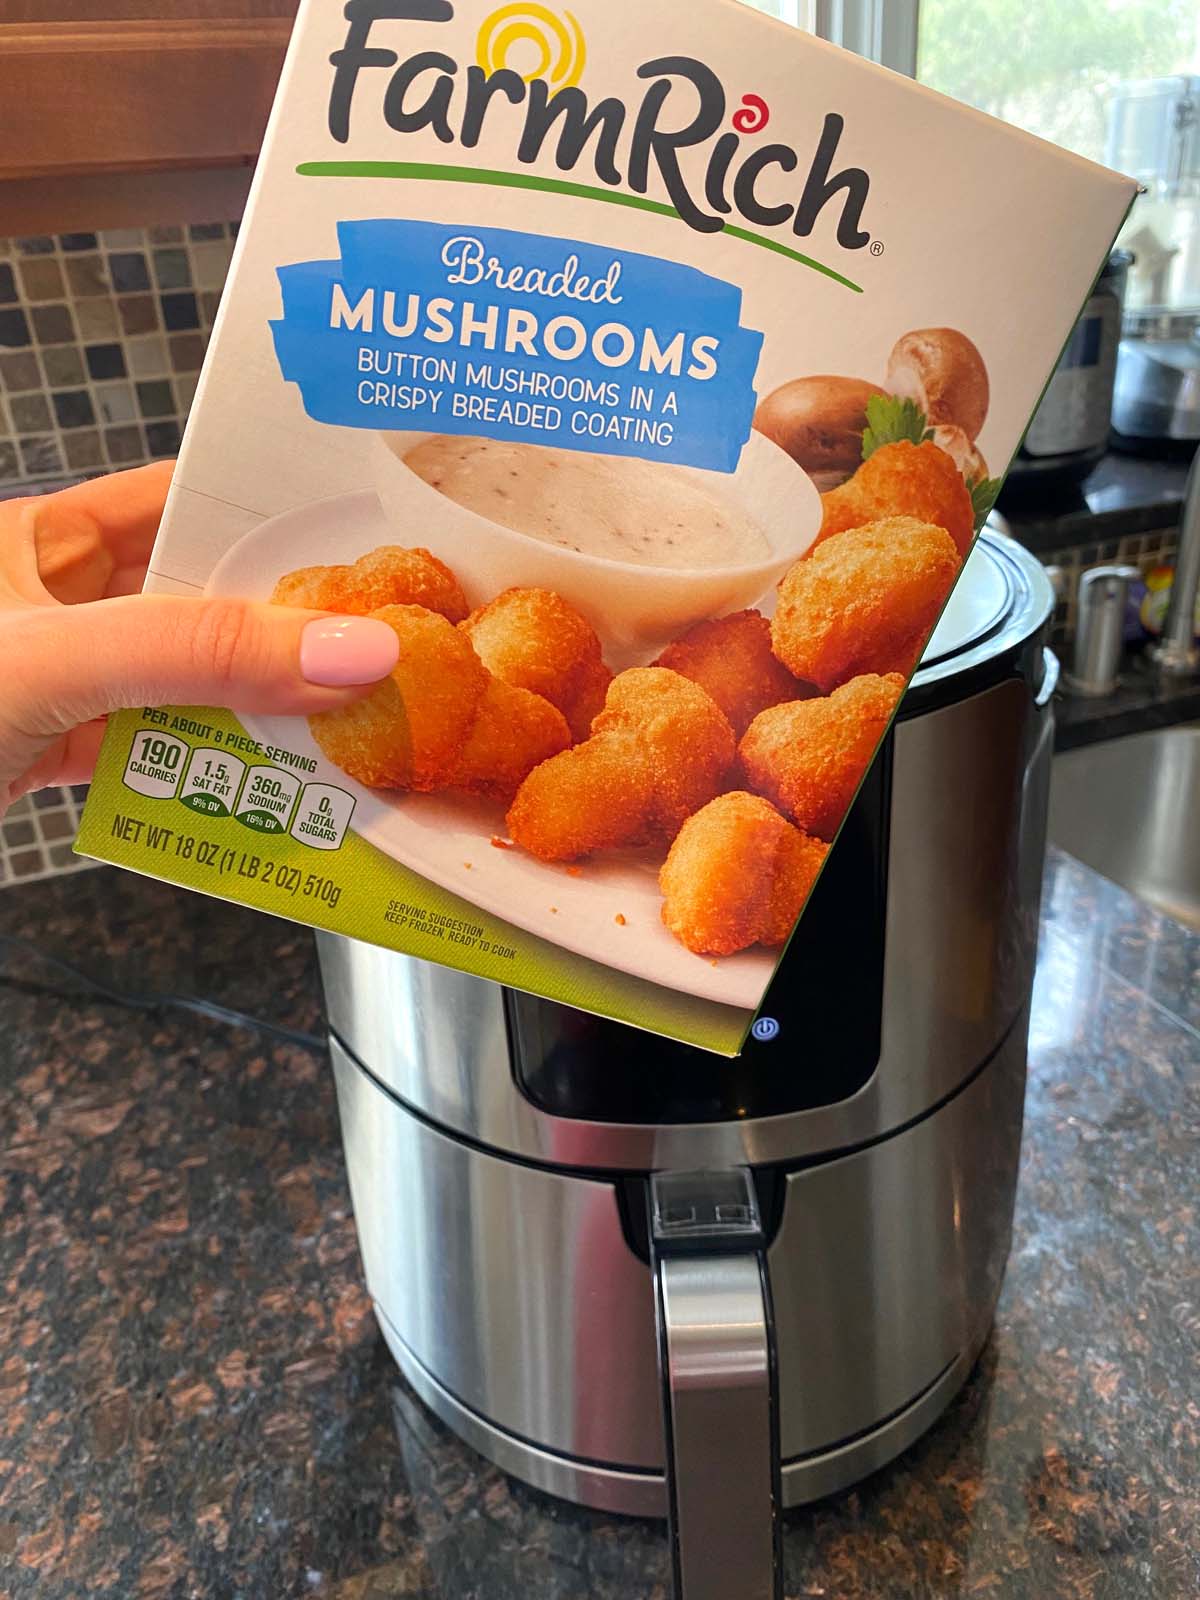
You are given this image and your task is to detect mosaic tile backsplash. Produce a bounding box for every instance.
[0,788,93,888]
[0,223,236,488]
[0,224,238,886]
[1042,525,1181,651]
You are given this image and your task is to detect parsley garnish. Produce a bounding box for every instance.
[861,394,934,461]
[969,475,1003,532]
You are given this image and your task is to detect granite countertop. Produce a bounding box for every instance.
[0,854,1197,1599]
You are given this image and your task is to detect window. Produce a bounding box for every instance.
[916,1,1200,167]
[738,1,916,71]
[740,0,809,22]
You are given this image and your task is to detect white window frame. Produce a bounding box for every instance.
[810,0,920,76]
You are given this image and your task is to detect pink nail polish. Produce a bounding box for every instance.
[300,616,399,686]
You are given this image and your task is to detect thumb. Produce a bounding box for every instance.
[8,594,401,738]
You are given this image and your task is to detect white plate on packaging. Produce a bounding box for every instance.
[206,490,773,1009]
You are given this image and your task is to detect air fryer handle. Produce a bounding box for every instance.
[1035,646,1060,708]
[649,1170,781,1600]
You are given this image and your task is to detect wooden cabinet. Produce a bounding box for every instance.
[0,2,299,234]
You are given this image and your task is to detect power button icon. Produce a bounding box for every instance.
[751,1016,780,1042]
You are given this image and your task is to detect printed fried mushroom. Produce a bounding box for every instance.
[309,605,487,789]
[271,545,468,623]
[563,656,616,743]
[659,792,829,957]
[450,677,571,803]
[460,586,612,741]
[654,610,808,737]
[771,517,961,693]
[739,673,905,842]
[506,667,736,862]
[817,440,975,556]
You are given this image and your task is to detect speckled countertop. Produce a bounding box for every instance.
[0,850,1197,1599]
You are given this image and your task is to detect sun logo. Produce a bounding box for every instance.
[476,3,586,90]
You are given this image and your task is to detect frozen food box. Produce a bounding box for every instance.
[76,0,1135,1054]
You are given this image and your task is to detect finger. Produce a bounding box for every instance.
[0,498,55,605]
[32,502,118,604]
[9,721,107,802]
[7,596,402,740]
[37,461,174,570]
[0,463,174,606]
[0,493,121,607]
[106,561,159,598]
[55,719,109,787]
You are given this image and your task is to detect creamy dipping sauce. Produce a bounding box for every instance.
[402,436,771,570]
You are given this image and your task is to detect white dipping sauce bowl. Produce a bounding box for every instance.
[372,429,822,664]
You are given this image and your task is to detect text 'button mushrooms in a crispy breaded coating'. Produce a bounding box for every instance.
[660,792,829,958]
[740,673,906,842]
[771,517,962,693]
[506,667,736,863]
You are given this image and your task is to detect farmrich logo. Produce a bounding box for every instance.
[307,1,871,293]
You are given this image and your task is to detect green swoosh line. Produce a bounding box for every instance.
[295,160,864,294]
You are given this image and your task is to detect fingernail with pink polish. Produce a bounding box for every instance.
[300,616,399,686]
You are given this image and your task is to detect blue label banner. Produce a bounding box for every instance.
[270,218,762,473]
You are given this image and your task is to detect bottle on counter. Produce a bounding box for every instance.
[1125,563,1200,643]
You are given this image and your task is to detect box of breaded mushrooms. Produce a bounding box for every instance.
[76,0,1135,1054]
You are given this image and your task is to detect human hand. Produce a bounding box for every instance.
[0,463,400,811]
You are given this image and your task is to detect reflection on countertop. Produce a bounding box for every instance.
[0,855,1197,1599]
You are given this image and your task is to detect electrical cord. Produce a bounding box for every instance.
[0,931,327,1053]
